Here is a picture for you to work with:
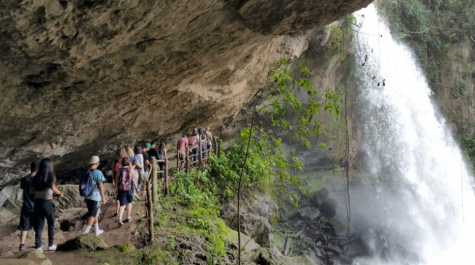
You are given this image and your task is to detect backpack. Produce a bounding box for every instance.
[158,149,166,160]
[79,170,95,197]
[118,168,133,191]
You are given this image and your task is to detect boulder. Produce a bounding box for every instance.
[0,207,17,223]
[226,230,261,252]
[56,185,83,209]
[0,184,22,210]
[297,206,320,221]
[0,250,52,265]
[57,234,108,251]
[285,255,320,265]
[221,195,276,247]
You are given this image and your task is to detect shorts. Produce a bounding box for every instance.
[118,190,133,206]
[85,199,101,217]
[18,210,34,231]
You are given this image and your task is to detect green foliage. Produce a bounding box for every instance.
[458,135,475,174]
[327,15,355,62]
[264,58,341,149]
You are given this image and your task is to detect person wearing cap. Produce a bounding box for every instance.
[18,161,42,250]
[83,156,107,236]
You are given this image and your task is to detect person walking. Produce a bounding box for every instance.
[188,129,199,164]
[205,127,213,156]
[82,156,107,236]
[133,146,144,196]
[147,140,160,161]
[176,135,188,171]
[117,157,137,226]
[18,162,41,250]
[31,158,64,252]
[112,148,127,217]
[141,143,151,195]
[198,128,207,164]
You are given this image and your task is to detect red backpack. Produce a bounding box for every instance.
[118,168,132,191]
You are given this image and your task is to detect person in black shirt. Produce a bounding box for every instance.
[18,162,40,250]
[148,140,160,161]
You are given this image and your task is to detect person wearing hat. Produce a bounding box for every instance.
[83,156,107,236]
[18,161,42,250]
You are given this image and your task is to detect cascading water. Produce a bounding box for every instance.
[351,4,475,265]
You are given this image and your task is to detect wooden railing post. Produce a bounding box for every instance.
[217,138,221,158]
[165,158,169,196]
[198,141,203,168]
[146,180,154,242]
[213,137,218,156]
[152,157,158,203]
[185,147,190,173]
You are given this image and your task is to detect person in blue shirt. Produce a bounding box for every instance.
[82,156,107,235]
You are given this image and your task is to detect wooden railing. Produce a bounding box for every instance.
[143,135,221,242]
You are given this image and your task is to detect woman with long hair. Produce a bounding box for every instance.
[30,158,64,251]
[112,148,127,217]
[117,157,137,225]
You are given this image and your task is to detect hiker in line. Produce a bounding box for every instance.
[18,162,41,251]
[176,135,188,171]
[133,146,144,196]
[117,157,137,225]
[205,127,213,157]
[147,140,160,161]
[157,142,167,171]
[198,128,207,164]
[81,156,107,236]
[112,148,127,217]
[188,129,199,163]
[30,158,64,252]
[141,143,151,195]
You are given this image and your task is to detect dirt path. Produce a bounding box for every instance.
[0,196,149,264]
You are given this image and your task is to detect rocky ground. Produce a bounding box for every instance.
[0,181,327,264]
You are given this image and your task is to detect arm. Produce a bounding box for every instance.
[52,183,64,197]
[131,170,138,189]
[164,148,168,158]
[98,182,106,205]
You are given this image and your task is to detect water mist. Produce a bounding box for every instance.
[350,4,475,265]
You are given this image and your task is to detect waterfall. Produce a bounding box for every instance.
[351,4,475,265]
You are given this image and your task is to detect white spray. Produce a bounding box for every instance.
[351,4,475,265]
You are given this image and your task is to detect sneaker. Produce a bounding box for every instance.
[41,242,46,247]
[113,212,118,217]
[48,244,57,251]
[95,230,104,236]
[125,217,132,223]
[119,220,124,226]
[19,244,26,251]
[36,248,43,253]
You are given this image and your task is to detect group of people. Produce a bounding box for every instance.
[17,156,106,252]
[176,127,213,170]
[16,128,213,252]
[110,140,167,225]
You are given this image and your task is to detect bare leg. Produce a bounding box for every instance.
[119,205,125,221]
[86,216,95,227]
[126,203,132,219]
[115,200,120,214]
[20,231,27,245]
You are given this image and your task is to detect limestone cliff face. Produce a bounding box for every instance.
[0,0,372,184]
